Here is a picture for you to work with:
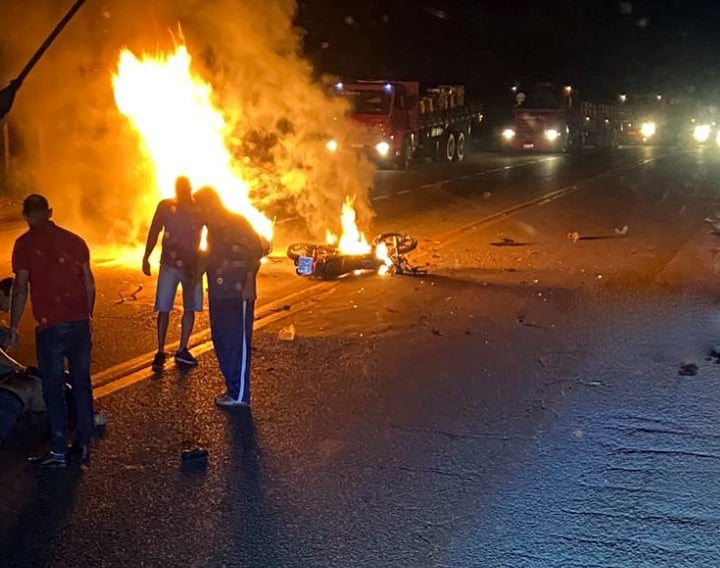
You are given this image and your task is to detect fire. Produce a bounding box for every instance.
[375,242,393,276]
[326,196,371,255]
[112,43,273,241]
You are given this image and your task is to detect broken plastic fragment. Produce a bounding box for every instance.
[279,325,296,341]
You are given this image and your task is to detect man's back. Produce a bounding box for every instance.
[154,199,202,269]
[12,222,90,328]
[206,212,264,299]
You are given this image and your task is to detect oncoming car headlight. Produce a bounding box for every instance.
[502,128,515,140]
[694,124,711,143]
[375,141,391,156]
[326,139,339,153]
[640,122,656,138]
[544,128,560,142]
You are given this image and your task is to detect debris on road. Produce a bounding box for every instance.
[482,190,493,199]
[614,225,629,235]
[181,447,208,469]
[94,413,109,427]
[279,325,296,341]
[115,284,143,305]
[679,363,699,376]
[568,231,581,243]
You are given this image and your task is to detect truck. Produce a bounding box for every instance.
[500,83,629,152]
[332,81,484,169]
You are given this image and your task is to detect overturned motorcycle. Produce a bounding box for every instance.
[287,232,426,280]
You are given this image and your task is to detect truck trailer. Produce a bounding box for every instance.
[332,81,483,169]
[500,83,629,152]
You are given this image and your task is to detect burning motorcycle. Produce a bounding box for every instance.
[287,232,424,279]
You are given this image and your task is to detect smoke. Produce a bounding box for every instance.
[0,0,375,245]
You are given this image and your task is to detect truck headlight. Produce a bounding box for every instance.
[694,124,711,143]
[326,139,339,153]
[640,122,656,138]
[502,128,515,140]
[375,141,391,156]
[544,128,560,142]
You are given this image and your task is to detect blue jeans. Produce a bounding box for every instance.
[36,320,94,453]
[209,298,254,403]
[0,387,24,443]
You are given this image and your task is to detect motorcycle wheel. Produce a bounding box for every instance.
[372,233,418,255]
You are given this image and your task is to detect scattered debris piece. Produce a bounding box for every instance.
[431,328,443,336]
[482,191,493,199]
[278,325,296,341]
[115,285,143,305]
[614,225,629,235]
[567,231,580,243]
[679,363,698,376]
[93,413,109,427]
[181,447,208,469]
[705,218,720,232]
[269,305,291,313]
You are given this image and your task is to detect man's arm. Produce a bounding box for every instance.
[82,262,96,317]
[9,270,29,349]
[142,203,165,275]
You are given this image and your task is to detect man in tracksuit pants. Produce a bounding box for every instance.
[194,187,268,408]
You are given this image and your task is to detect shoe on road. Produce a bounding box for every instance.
[29,450,67,469]
[214,393,249,409]
[175,349,199,366]
[151,352,167,372]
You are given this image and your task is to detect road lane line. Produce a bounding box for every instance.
[94,152,674,399]
[397,189,413,195]
[94,283,338,399]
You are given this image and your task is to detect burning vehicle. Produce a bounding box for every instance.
[287,198,423,280]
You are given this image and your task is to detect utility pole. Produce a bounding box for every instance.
[0,0,88,121]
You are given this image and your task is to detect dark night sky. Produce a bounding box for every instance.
[296,0,720,103]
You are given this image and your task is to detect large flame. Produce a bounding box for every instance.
[112,43,273,241]
[326,196,372,255]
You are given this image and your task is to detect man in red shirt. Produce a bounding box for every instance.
[9,194,96,469]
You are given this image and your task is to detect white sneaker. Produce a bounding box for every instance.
[214,394,249,408]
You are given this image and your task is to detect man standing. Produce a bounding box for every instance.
[142,176,203,371]
[193,187,268,408]
[10,194,96,468]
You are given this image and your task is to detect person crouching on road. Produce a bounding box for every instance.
[142,176,204,372]
[0,277,45,445]
[9,194,96,468]
[193,187,269,409]
[0,348,44,446]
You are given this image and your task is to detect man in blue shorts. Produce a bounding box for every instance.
[142,176,203,371]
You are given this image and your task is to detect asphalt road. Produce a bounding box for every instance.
[3,144,720,566]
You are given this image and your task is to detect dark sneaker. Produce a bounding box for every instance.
[175,348,199,366]
[214,393,249,409]
[29,450,67,469]
[151,352,167,372]
[69,444,91,466]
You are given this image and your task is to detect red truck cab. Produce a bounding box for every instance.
[334,80,419,167]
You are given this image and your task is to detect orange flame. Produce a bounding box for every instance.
[326,196,371,255]
[112,43,273,241]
